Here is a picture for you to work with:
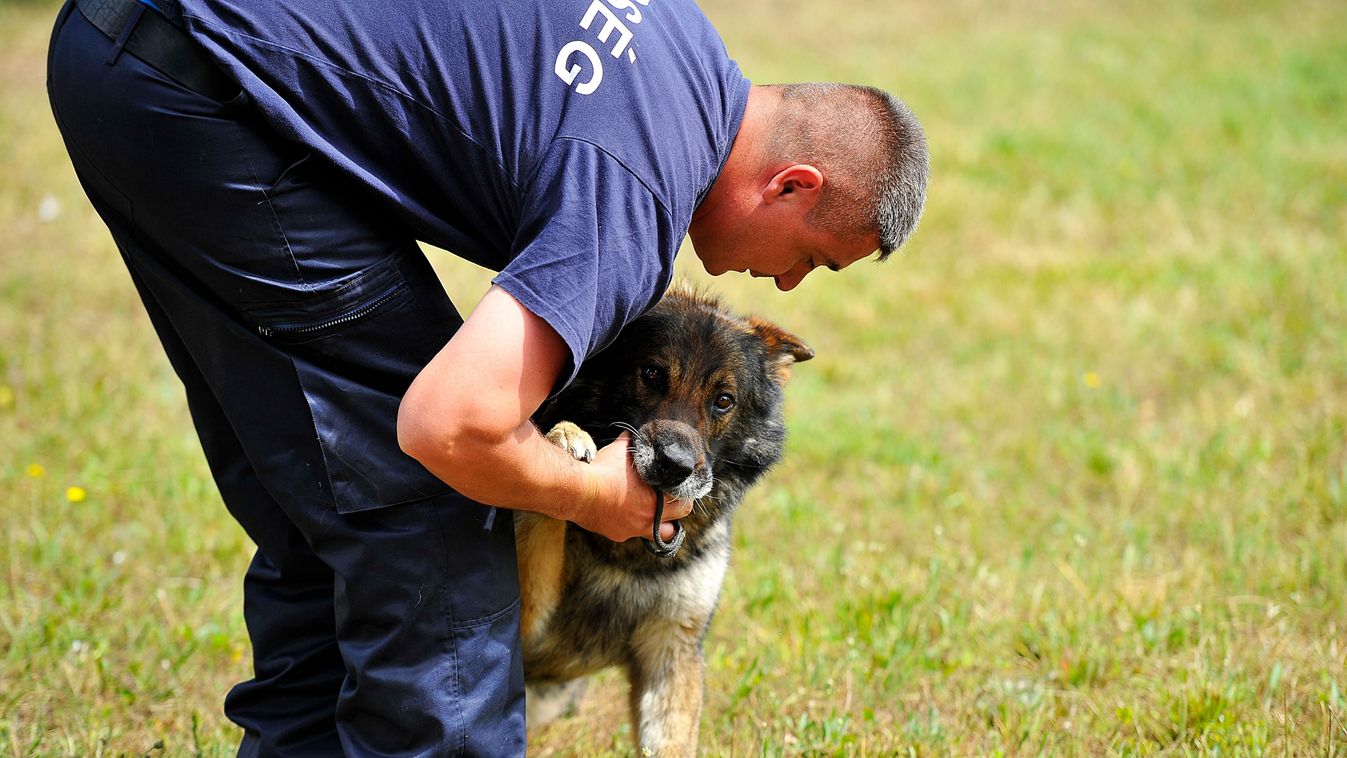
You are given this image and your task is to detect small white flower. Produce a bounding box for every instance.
[38,195,62,223]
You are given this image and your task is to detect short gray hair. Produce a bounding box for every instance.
[766,83,930,258]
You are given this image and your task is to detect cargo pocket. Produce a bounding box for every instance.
[239,251,461,513]
[428,498,527,752]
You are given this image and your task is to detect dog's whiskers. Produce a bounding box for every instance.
[609,420,646,444]
[715,454,766,470]
[689,478,726,519]
[692,498,714,519]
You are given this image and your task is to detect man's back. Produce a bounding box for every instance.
[171,0,749,267]
[169,0,749,376]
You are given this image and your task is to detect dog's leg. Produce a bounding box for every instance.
[517,422,597,638]
[514,512,565,639]
[524,678,590,728]
[628,622,706,758]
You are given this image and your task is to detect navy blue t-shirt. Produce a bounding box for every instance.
[171,0,750,386]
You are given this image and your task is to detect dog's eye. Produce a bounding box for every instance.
[640,365,666,389]
[712,393,736,412]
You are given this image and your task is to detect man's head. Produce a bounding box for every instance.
[689,83,929,290]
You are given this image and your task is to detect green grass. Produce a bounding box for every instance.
[3,0,1346,754]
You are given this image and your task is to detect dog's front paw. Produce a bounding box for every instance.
[546,421,596,463]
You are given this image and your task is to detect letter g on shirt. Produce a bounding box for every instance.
[555,41,603,94]
[553,0,652,95]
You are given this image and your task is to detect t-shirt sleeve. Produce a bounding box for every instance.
[492,137,677,391]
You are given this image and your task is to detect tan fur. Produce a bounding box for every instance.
[748,316,815,382]
[514,512,566,639]
[628,620,707,757]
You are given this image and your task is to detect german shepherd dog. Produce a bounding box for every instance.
[515,289,813,756]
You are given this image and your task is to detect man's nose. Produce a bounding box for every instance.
[774,266,808,291]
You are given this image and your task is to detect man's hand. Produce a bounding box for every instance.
[568,431,691,544]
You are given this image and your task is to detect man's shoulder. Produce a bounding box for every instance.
[541,0,748,214]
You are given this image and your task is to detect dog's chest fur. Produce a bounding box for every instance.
[520,515,732,681]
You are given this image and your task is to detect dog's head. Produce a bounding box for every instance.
[543,289,813,515]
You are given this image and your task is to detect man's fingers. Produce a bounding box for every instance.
[658,521,679,542]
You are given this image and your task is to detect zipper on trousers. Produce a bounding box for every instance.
[256,283,404,338]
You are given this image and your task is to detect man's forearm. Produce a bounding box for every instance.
[405,414,600,523]
[396,285,668,542]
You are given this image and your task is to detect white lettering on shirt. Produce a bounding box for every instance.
[607,0,647,24]
[553,0,654,94]
[580,0,633,59]
[554,40,603,95]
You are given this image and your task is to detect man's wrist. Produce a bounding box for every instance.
[570,465,605,526]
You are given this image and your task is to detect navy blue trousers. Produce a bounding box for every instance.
[47,3,526,755]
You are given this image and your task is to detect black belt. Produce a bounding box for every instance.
[75,0,239,103]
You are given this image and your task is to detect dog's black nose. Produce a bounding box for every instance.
[652,439,697,485]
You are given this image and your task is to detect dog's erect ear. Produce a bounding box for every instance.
[748,316,814,381]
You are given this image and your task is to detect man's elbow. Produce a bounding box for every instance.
[396,398,440,466]
[397,389,513,470]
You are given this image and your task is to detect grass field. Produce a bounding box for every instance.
[3,0,1345,754]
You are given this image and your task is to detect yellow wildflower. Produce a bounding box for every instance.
[1083,371,1101,389]
[0,385,13,409]
[26,463,45,478]
[66,486,87,503]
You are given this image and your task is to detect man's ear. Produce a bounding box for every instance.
[761,164,823,205]
[748,316,814,382]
